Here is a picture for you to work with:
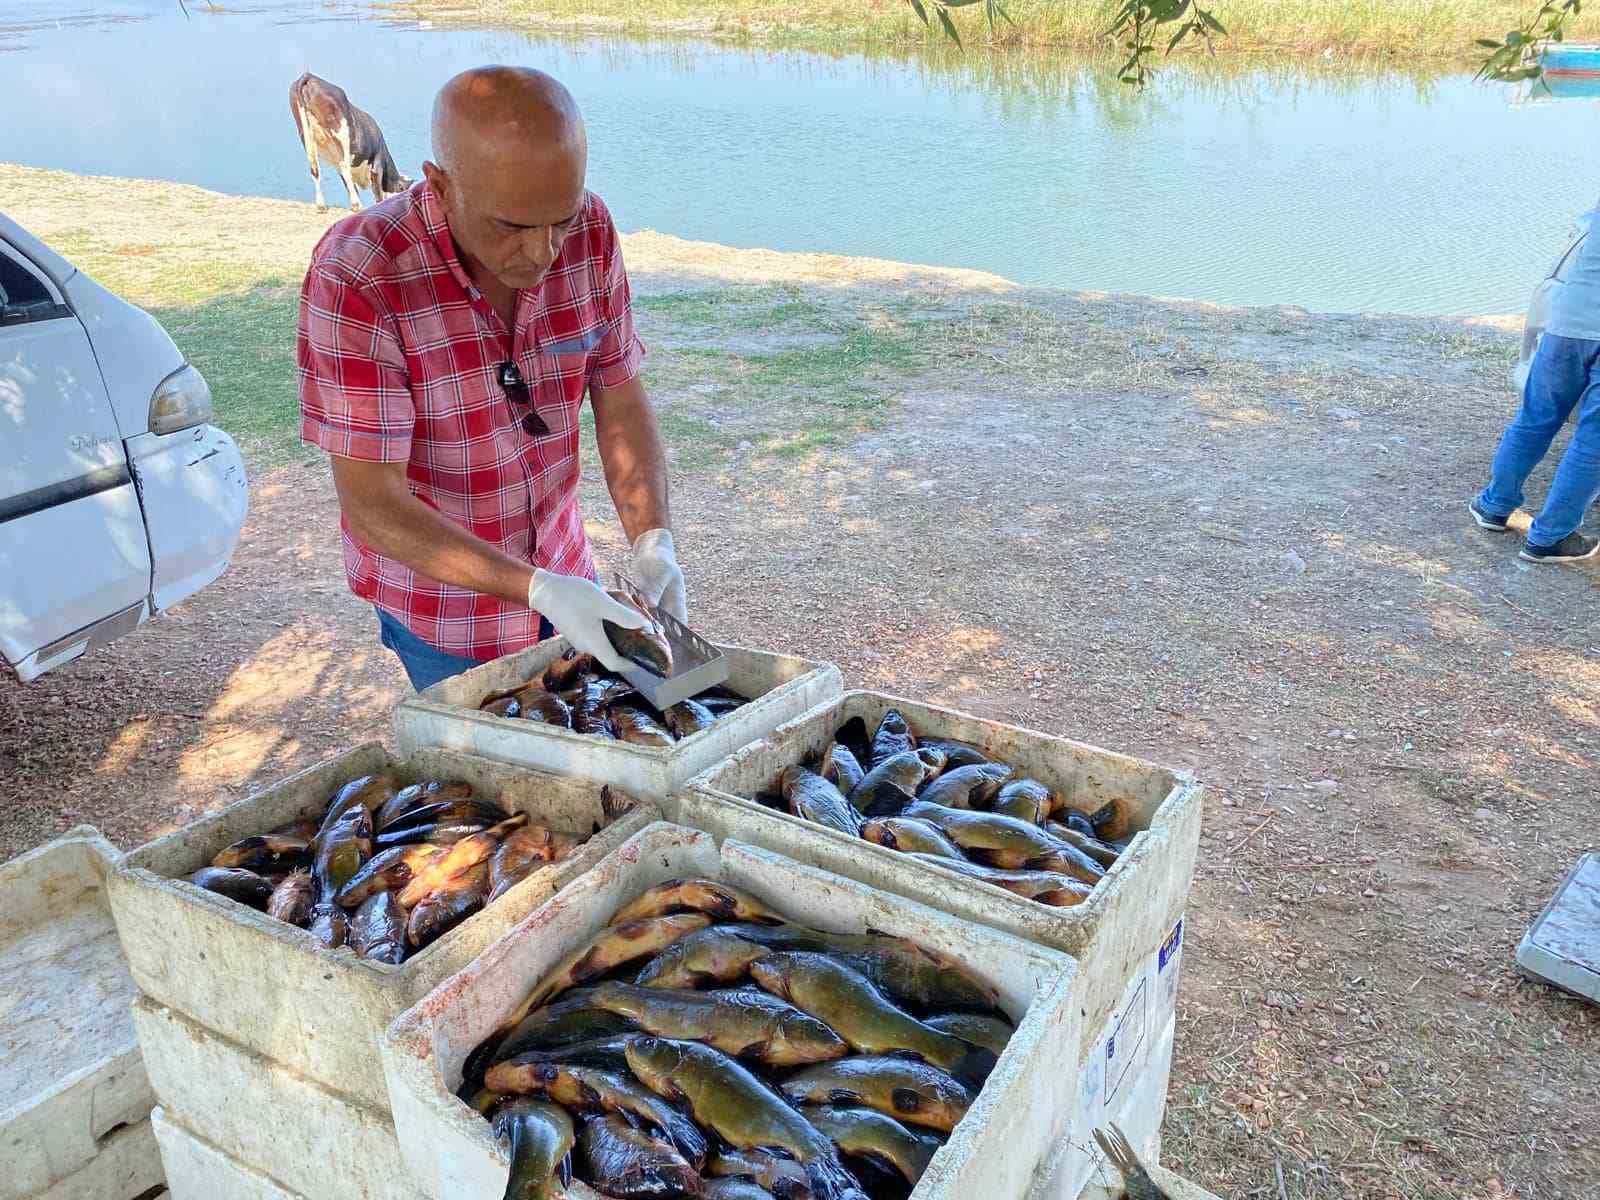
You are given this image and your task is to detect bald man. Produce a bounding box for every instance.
[297,67,683,689]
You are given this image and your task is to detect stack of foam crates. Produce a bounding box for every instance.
[2,827,164,1200]
[104,743,658,1200]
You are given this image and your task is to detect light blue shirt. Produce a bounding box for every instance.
[1548,203,1600,340]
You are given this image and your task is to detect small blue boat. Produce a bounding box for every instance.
[1541,42,1600,77]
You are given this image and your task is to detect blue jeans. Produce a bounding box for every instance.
[375,607,553,692]
[1479,333,1600,546]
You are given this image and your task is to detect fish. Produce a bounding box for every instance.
[580,1112,703,1199]
[476,998,638,1079]
[706,1148,813,1200]
[860,817,965,859]
[482,696,521,719]
[381,796,512,835]
[349,891,407,964]
[543,649,596,692]
[1043,822,1122,868]
[493,1098,575,1200]
[696,696,745,718]
[190,866,274,909]
[781,766,859,836]
[484,1062,708,1169]
[566,680,618,736]
[624,1038,867,1200]
[518,691,574,728]
[847,752,934,813]
[317,773,397,836]
[609,704,676,748]
[989,778,1055,825]
[899,803,1102,882]
[663,698,717,739]
[917,763,1013,810]
[818,742,865,795]
[613,878,785,927]
[374,820,492,850]
[1055,807,1097,839]
[718,924,999,1014]
[586,981,848,1066]
[486,1035,637,1073]
[267,869,315,926]
[603,592,674,676]
[869,710,916,767]
[488,824,573,902]
[1020,844,1107,888]
[702,1180,780,1200]
[211,834,310,873]
[923,1012,1015,1058]
[312,806,373,908]
[375,780,474,831]
[308,905,348,949]
[635,927,772,990]
[904,854,1093,906]
[799,1105,943,1186]
[832,717,873,772]
[1092,1123,1175,1200]
[396,813,527,908]
[515,913,714,1013]
[1062,796,1137,844]
[915,738,993,771]
[406,860,490,949]
[779,1056,973,1133]
[748,953,994,1085]
[335,844,445,909]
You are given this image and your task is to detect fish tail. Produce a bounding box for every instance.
[1092,1123,1140,1177]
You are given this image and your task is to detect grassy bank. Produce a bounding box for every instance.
[402,0,1578,59]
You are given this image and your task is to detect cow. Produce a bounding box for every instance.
[289,73,412,213]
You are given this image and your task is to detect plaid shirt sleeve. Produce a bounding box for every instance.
[588,209,646,392]
[298,261,415,462]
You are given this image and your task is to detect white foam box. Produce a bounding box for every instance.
[106,742,658,1110]
[28,1117,162,1200]
[676,691,1204,1047]
[393,636,843,801]
[380,822,1082,1200]
[133,999,423,1200]
[151,1107,303,1200]
[1,826,158,1200]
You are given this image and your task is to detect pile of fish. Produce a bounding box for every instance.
[476,646,751,748]
[745,710,1134,909]
[459,878,1013,1200]
[186,773,591,963]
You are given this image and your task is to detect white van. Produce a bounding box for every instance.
[0,213,248,682]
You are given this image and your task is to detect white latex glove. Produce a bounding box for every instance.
[630,528,687,624]
[527,569,645,675]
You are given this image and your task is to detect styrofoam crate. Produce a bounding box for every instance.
[380,822,1081,1200]
[133,1000,423,1200]
[151,1107,304,1200]
[676,691,1203,1043]
[2,826,155,1200]
[393,637,843,801]
[107,742,658,1110]
[29,1117,162,1200]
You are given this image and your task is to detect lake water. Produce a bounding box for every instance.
[4,0,1600,315]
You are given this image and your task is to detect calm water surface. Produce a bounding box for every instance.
[3,0,1599,315]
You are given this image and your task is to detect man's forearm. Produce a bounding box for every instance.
[331,464,533,604]
[592,376,670,542]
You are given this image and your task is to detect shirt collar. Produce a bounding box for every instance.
[418,180,480,297]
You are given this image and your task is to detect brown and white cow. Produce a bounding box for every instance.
[289,72,412,213]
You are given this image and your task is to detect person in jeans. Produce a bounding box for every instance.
[1471,211,1600,563]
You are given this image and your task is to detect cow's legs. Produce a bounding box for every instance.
[338,157,363,212]
[295,106,329,212]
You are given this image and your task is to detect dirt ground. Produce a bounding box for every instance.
[3,169,1598,1199]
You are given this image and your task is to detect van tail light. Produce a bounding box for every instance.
[149,364,213,435]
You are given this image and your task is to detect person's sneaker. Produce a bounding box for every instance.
[1520,532,1600,563]
[1468,499,1511,532]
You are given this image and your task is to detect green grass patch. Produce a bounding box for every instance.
[638,285,834,333]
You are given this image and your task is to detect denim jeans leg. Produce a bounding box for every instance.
[1479,335,1594,517]
[1528,356,1600,546]
[375,608,483,692]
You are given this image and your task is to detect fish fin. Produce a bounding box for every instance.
[890,1087,925,1114]
[558,1150,573,1188]
[953,1045,998,1090]
[827,1087,862,1105]
[1092,1124,1140,1176]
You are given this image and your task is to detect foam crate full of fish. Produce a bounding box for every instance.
[675,691,1204,1049]
[380,822,1081,1200]
[393,637,844,801]
[106,741,659,1112]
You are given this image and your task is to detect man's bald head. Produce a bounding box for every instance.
[423,66,590,291]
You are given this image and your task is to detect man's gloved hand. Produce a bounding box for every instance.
[630,528,687,624]
[528,569,645,675]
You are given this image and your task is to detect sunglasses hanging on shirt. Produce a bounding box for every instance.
[498,360,551,437]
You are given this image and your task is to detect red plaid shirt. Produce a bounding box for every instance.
[298,182,644,661]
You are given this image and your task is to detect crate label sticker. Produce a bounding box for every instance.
[1159,915,1185,1012]
[1103,975,1149,1106]
[1159,917,1184,972]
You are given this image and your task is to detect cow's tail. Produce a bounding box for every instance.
[289,72,313,149]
